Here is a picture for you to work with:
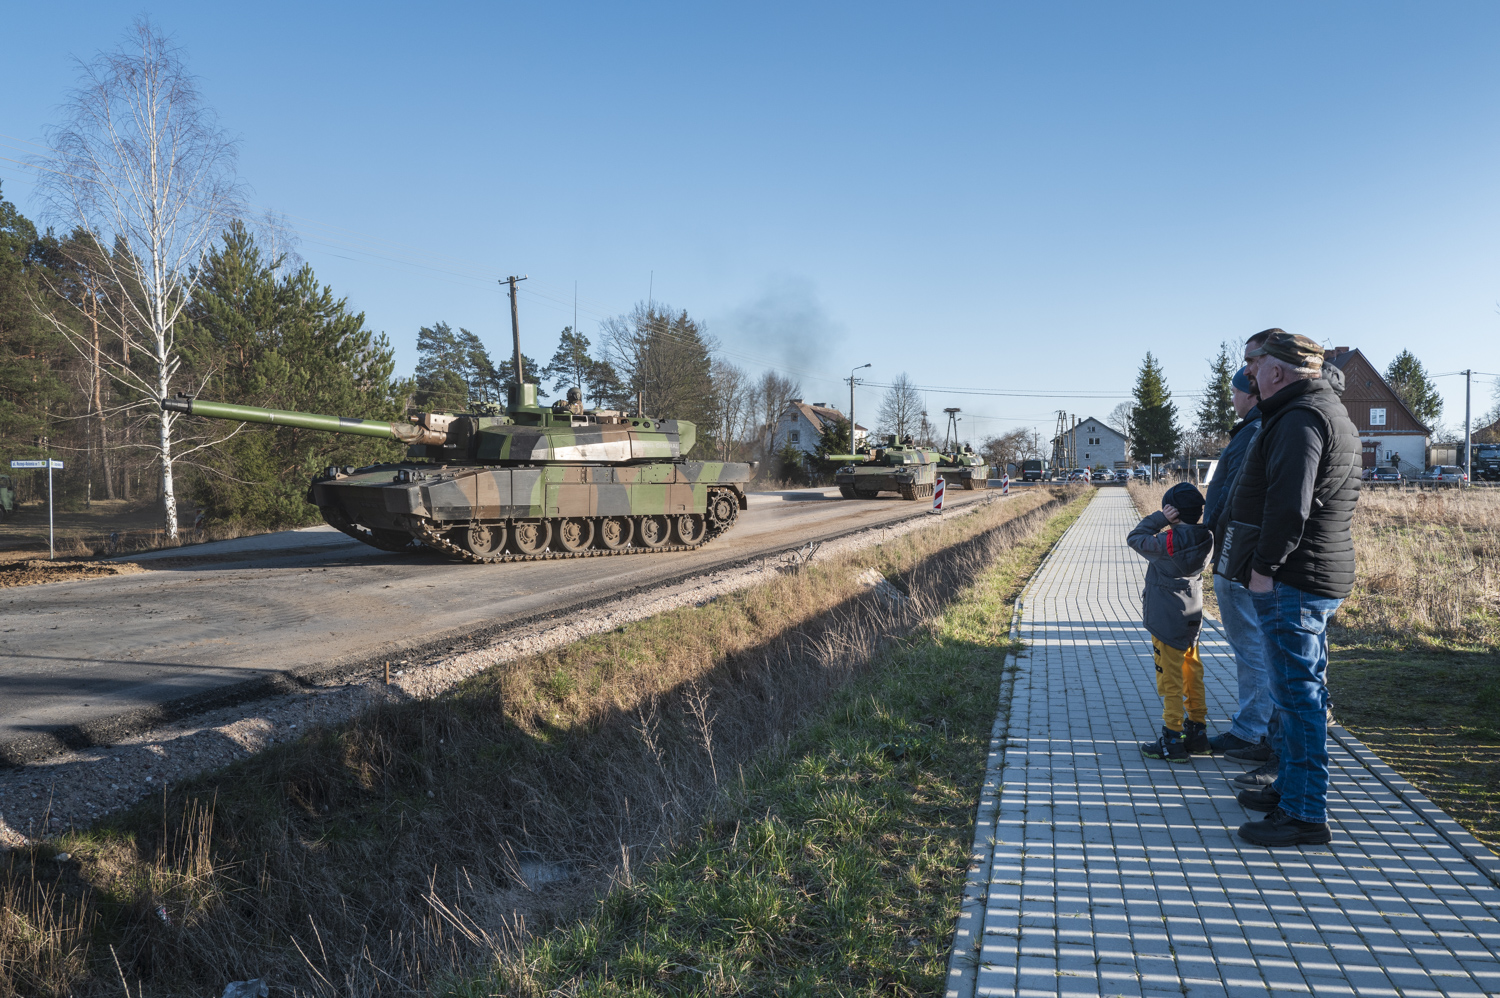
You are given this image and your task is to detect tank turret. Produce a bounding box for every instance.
[936,443,992,490]
[163,293,751,561]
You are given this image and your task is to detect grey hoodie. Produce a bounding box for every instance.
[1126,511,1214,650]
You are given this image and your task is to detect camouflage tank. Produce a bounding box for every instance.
[162,297,753,562]
[829,435,939,500]
[936,445,992,490]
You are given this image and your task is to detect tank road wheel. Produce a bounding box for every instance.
[674,514,707,545]
[509,519,553,556]
[597,516,632,551]
[462,522,506,557]
[556,517,594,553]
[637,515,670,548]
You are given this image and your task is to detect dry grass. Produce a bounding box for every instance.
[0,487,1082,997]
[1340,489,1500,644]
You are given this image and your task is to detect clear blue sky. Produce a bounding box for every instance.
[4,2,1499,443]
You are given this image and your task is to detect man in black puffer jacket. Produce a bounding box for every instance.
[1228,330,1360,847]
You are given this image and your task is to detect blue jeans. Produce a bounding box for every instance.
[1250,581,1342,824]
[1214,574,1272,743]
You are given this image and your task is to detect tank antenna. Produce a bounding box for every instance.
[503,275,528,385]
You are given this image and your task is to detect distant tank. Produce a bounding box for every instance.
[936,445,991,490]
[162,292,754,562]
[829,435,939,500]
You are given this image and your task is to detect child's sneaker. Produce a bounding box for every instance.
[1182,719,1211,756]
[1141,727,1189,763]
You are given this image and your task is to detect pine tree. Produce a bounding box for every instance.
[541,326,623,408]
[1130,352,1180,463]
[1385,350,1443,427]
[183,223,407,527]
[1197,342,1236,437]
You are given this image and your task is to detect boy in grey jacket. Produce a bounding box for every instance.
[1127,482,1214,763]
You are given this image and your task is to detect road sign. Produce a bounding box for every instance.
[10,458,64,558]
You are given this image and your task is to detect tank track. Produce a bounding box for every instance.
[349,486,742,565]
[898,481,936,501]
[837,485,882,499]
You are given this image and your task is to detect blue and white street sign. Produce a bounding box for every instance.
[9,458,64,557]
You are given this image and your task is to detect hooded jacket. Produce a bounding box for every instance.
[1127,511,1214,650]
[1228,375,1360,599]
[1204,405,1261,565]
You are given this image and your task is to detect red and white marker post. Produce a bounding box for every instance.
[1001,473,1010,495]
[933,476,946,512]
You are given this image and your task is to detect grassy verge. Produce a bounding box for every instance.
[0,488,1087,998]
[476,494,1091,996]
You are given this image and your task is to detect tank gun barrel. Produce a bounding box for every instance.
[162,396,449,445]
[825,454,871,463]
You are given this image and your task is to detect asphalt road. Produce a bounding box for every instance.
[0,486,1016,761]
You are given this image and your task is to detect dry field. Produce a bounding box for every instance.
[1129,478,1500,851]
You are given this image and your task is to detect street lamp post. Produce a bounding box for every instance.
[849,363,871,449]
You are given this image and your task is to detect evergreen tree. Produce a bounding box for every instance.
[1129,351,1180,463]
[541,326,623,408]
[812,416,852,468]
[1197,342,1236,437]
[0,183,69,457]
[1385,350,1443,427]
[183,223,407,527]
[412,323,533,408]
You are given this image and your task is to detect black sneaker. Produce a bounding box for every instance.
[1208,731,1255,754]
[1232,757,1279,788]
[1182,719,1212,756]
[1237,787,1281,812]
[1224,741,1273,764]
[1237,807,1331,847]
[1141,726,1189,764]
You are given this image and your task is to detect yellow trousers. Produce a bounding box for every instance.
[1152,637,1205,731]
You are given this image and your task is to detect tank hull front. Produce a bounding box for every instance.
[834,463,937,500]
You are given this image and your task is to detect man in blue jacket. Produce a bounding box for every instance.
[1203,363,1268,760]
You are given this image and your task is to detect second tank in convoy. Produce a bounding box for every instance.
[829,435,940,500]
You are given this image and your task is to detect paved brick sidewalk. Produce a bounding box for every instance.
[947,490,1500,998]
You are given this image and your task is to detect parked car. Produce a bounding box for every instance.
[1115,469,1131,482]
[1419,465,1468,487]
[1091,469,1110,482]
[1373,467,1402,484]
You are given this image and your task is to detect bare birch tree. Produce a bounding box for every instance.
[877,372,924,442]
[36,19,242,540]
[753,370,800,460]
[709,359,754,461]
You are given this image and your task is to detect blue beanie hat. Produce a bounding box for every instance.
[1232,365,1255,395]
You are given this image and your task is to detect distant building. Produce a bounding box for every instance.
[1051,417,1130,470]
[1322,348,1430,475]
[774,400,868,458]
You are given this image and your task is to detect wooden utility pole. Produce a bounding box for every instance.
[502,275,528,385]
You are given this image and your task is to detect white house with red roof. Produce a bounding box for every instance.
[774,399,868,458]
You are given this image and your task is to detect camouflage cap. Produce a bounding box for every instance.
[1246,329,1324,369]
